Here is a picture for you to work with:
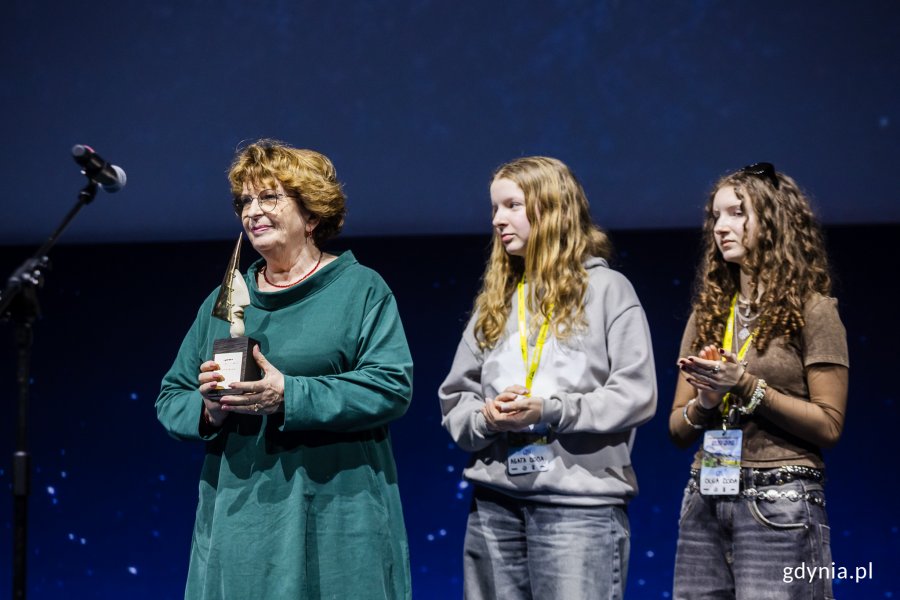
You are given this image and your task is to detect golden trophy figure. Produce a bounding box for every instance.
[208,233,261,398]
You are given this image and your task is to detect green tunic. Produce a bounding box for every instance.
[156,251,413,599]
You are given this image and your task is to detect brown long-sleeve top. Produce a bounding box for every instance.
[669,294,849,469]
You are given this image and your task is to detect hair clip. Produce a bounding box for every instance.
[740,162,779,189]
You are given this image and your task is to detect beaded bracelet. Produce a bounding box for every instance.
[739,378,767,415]
[682,398,705,430]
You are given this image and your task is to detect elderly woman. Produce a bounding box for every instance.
[156,140,413,599]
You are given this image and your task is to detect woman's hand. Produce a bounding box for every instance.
[218,346,286,416]
[677,344,746,408]
[482,384,543,432]
[695,345,727,409]
[198,360,228,427]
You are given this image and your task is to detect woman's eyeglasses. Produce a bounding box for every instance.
[740,162,779,189]
[232,190,296,216]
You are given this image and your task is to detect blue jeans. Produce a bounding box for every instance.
[463,486,630,600]
[674,475,833,600]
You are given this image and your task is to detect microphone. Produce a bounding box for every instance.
[71,144,127,192]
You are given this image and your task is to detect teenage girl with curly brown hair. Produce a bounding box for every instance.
[670,163,849,600]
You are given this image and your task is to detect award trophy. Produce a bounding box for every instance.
[208,233,261,398]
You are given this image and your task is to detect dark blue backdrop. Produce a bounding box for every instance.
[2,0,899,245]
[2,0,899,596]
[1,225,897,598]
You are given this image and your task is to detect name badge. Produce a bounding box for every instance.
[507,437,554,475]
[700,429,742,495]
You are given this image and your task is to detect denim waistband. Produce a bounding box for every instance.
[688,466,826,506]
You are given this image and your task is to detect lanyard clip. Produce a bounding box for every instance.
[724,406,740,429]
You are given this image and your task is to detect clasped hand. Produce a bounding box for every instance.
[677,344,745,408]
[482,384,543,432]
[198,345,285,425]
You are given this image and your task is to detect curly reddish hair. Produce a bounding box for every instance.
[228,139,345,247]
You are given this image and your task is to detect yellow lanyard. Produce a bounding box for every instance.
[517,276,553,394]
[721,293,754,418]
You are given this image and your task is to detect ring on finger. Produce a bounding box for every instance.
[712,364,721,374]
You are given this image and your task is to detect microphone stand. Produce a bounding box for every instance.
[0,179,99,600]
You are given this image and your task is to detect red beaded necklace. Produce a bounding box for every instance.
[261,252,323,288]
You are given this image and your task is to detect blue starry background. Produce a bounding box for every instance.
[1,1,899,598]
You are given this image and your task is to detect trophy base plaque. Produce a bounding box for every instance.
[208,336,262,399]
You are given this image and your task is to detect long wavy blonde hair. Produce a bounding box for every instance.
[691,166,832,353]
[473,156,612,349]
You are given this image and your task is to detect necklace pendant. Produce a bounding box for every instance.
[738,326,750,341]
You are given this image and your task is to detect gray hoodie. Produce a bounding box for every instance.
[439,257,657,506]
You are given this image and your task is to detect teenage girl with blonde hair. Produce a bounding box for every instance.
[440,156,657,600]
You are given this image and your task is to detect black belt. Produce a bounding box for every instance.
[690,465,825,487]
